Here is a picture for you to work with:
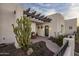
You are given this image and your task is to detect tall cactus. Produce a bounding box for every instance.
[12,16,31,51]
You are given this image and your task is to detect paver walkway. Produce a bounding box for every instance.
[31,37,60,53]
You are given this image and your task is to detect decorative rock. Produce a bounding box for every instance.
[27,48,33,55]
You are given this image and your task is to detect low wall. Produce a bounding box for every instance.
[63,35,75,56]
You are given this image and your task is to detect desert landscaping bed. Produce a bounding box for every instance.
[0,41,54,56]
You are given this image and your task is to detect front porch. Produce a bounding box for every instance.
[31,22,50,38]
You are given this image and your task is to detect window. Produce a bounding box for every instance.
[61,24,64,33]
[69,26,72,29]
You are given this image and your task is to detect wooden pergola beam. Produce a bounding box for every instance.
[23,8,52,22]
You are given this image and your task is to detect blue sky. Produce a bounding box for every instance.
[21,3,70,12]
[21,3,70,16]
[21,3,79,20]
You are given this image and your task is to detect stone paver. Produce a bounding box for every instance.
[31,37,60,53]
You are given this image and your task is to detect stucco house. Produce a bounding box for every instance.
[0,4,77,47]
[28,13,65,37]
[65,18,77,35]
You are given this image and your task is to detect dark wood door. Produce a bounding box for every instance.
[45,25,49,36]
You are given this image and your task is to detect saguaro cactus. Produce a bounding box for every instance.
[12,16,31,51]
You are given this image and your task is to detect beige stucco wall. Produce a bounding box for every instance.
[36,24,45,36]
[31,22,37,33]
[65,18,77,35]
[30,17,44,35]
[0,4,23,44]
[47,13,65,37]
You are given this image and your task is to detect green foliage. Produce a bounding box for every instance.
[56,35,64,47]
[77,27,79,33]
[12,16,31,51]
[49,35,64,47]
[75,27,79,40]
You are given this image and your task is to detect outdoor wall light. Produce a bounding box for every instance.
[41,26,43,29]
[38,26,40,29]
[14,10,16,14]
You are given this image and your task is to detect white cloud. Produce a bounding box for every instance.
[64,3,79,26]
[31,7,44,14]
[31,6,57,16]
[44,9,57,16]
[64,3,79,19]
[38,3,52,7]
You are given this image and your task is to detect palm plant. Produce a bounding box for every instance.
[12,16,31,51]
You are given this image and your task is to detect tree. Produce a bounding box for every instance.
[12,16,31,51]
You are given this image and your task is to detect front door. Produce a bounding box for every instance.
[45,25,49,36]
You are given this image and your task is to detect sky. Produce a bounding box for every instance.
[21,3,79,26]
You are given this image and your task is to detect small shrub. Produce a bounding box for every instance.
[49,36,56,42]
[75,32,79,40]
[49,35,64,47]
[56,35,64,47]
[49,36,54,40]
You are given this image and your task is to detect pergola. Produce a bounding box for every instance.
[23,8,52,22]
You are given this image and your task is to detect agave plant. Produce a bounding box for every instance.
[12,16,31,51]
